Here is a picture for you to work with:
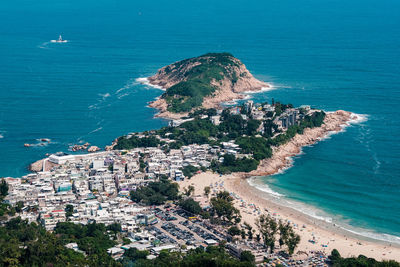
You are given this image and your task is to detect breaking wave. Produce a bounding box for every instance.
[136,77,165,90]
[247,177,284,198]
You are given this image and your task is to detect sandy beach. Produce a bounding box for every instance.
[178,111,400,261]
[179,172,400,261]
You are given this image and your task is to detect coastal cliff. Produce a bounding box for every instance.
[148,53,268,118]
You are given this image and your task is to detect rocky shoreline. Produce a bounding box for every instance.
[245,110,354,177]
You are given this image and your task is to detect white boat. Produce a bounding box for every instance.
[50,35,68,43]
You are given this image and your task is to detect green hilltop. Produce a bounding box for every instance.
[151,53,247,113]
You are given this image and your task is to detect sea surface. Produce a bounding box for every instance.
[0,0,399,243]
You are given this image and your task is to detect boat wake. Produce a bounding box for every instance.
[38,42,51,49]
[89,92,113,110]
[88,127,103,135]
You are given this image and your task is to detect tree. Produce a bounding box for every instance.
[0,219,93,266]
[213,154,259,174]
[107,223,122,239]
[123,247,149,261]
[329,249,341,263]
[228,226,241,237]
[256,214,278,253]
[130,178,180,205]
[286,230,300,255]
[247,229,253,240]
[246,119,261,135]
[65,204,74,218]
[204,186,211,197]
[240,229,246,239]
[0,179,8,199]
[15,201,24,213]
[182,165,199,179]
[184,185,195,196]
[210,191,241,224]
[328,249,400,267]
[240,250,255,263]
[178,198,202,215]
[278,220,300,255]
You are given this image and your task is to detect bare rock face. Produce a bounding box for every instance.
[147,53,269,118]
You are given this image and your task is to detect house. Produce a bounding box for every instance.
[210,115,221,125]
[151,244,178,255]
[49,153,77,164]
[107,247,124,259]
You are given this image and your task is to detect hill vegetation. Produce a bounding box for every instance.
[162,53,239,113]
[148,53,266,114]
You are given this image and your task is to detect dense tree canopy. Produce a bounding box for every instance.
[115,135,160,150]
[54,221,118,256]
[178,198,203,215]
[236,136,272,160]
[133,245,254,267]
[329,249,400,267]
[210,191,241,224]
[130,178,180,205]
[0,179,9,199]
[212,154,259,174]
[0,218,120,267]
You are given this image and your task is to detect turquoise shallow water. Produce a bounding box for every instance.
[0,0,399,241]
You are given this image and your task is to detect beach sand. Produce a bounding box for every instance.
[179,172,400,261]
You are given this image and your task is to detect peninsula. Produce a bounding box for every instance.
[148,53,268,119]
[2,54,400,266]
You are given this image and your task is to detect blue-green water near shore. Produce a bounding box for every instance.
[0,0,399,243]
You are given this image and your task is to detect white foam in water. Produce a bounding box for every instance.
[243,84,277,95]
[136,77,165,90]
[348,113,368,125]
[247,177,284,198]
[116,79,137,94]
[117,93,130,99]
[248,177,336,223]
[222,83,278,106]
[248,173,400,245]
[88,127,103,135]
[340,226,400,245]
[286,201,333,223]
[98,92,111,99]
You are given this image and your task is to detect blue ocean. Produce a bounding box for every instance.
[0,0,399,242]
